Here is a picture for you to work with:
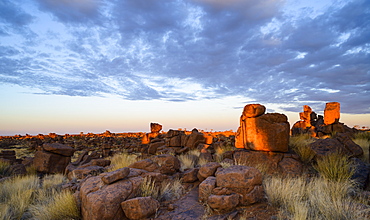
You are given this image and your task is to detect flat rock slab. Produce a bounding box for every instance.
[156,186,205,220]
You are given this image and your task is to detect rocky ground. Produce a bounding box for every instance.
[0,103,369,220]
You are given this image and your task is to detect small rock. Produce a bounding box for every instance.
[121,196,160,220]
[101,167,130,184]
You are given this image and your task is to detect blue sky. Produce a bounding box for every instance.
[0,0,369,135]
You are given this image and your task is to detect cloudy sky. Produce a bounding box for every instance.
[0,0,369,135]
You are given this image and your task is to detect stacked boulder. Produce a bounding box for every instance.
[292,102,353,137]
[235,104,290,152]
[33,143,75,174]
[199,164,264,212]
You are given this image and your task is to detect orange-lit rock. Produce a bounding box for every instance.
[324,102,340,125]
[242,104,266,118]
[150,122,162,133]
[236,104,289,152]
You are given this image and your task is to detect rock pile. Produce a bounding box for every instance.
[292,102,353,137]
[199,165,264,212]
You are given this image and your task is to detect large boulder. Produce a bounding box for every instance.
[185,129,206,149]
[80,175,136,220]
[324,102,340,125]
[233,149,303,176]
[42,143,75,156]
[33,143,75,174]
[33,151,71,174]
[215,165,262,188]
[121,197,160,220]
[236,106,290,152]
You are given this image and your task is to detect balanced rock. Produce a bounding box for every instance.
[324,102,340,125]
[242,104,266,118]
[236,104,290,152]
[150,122,162,133]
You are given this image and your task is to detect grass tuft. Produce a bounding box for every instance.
[178,154,198,172]
[314,151,354,182]
[138,176,185,202]
[108,152,138,172]
[352,136,370,163]
[289,134,316,163]
[0,160,11,177]
[264,176,368,220]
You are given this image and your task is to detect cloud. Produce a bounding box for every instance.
[0,0,369,114]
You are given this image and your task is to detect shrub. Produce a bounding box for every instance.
[139,176,160,200]
[313,151,354,182]
[108,152,138,172]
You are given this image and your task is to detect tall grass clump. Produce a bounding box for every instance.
[0,174,80,220]
[0,160,11,177]
[214,144,234,162]
[314,151,354,182]
[353,132,370,162]
[264,176,369,220]
[108,152,138,172]
[289,134,316,163]
[0,175,39,219]
[139,176,185,202]
[30,190,80,220]
[178,154,198,171]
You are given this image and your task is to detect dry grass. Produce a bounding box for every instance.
[108,152,138,172]
[352,135,370,163]
[30,190,80,220]
[289,134,316,163]
[214,144,234,163]
[139,176,185,202]
[264,176,369,220]
[0,174,80,220]
[314,151,354,182]
[178,154,198,171]
[0,160,11,177]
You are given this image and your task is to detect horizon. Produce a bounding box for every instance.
[1,0,369,136]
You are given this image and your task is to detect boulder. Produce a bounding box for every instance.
[185,129,206,149]
[42,143,75,156]
[242,104,266,118]
[128,159,159,172]
[197,162,222,182]
[309,136,363,158]
[207,194,240,212]
[121,197,160,220]
[215,165,262,188]
[199,176,216,203]
[101,167,130,184]
[233,149,303,177]
[235,105,290,152]
[151,154,180,175]
[80,176,133,220]
[182,168,199,183]
[150,123,162,133]
[68,165,105,180]
[324,102,340,125]
[33,150,71,174]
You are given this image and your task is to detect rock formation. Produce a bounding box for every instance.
[324,102,340,125]
[235,104,290,152]
[33,143,75,174]
[291,102,353,137]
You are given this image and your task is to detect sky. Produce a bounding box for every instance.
[0,0,369,135]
